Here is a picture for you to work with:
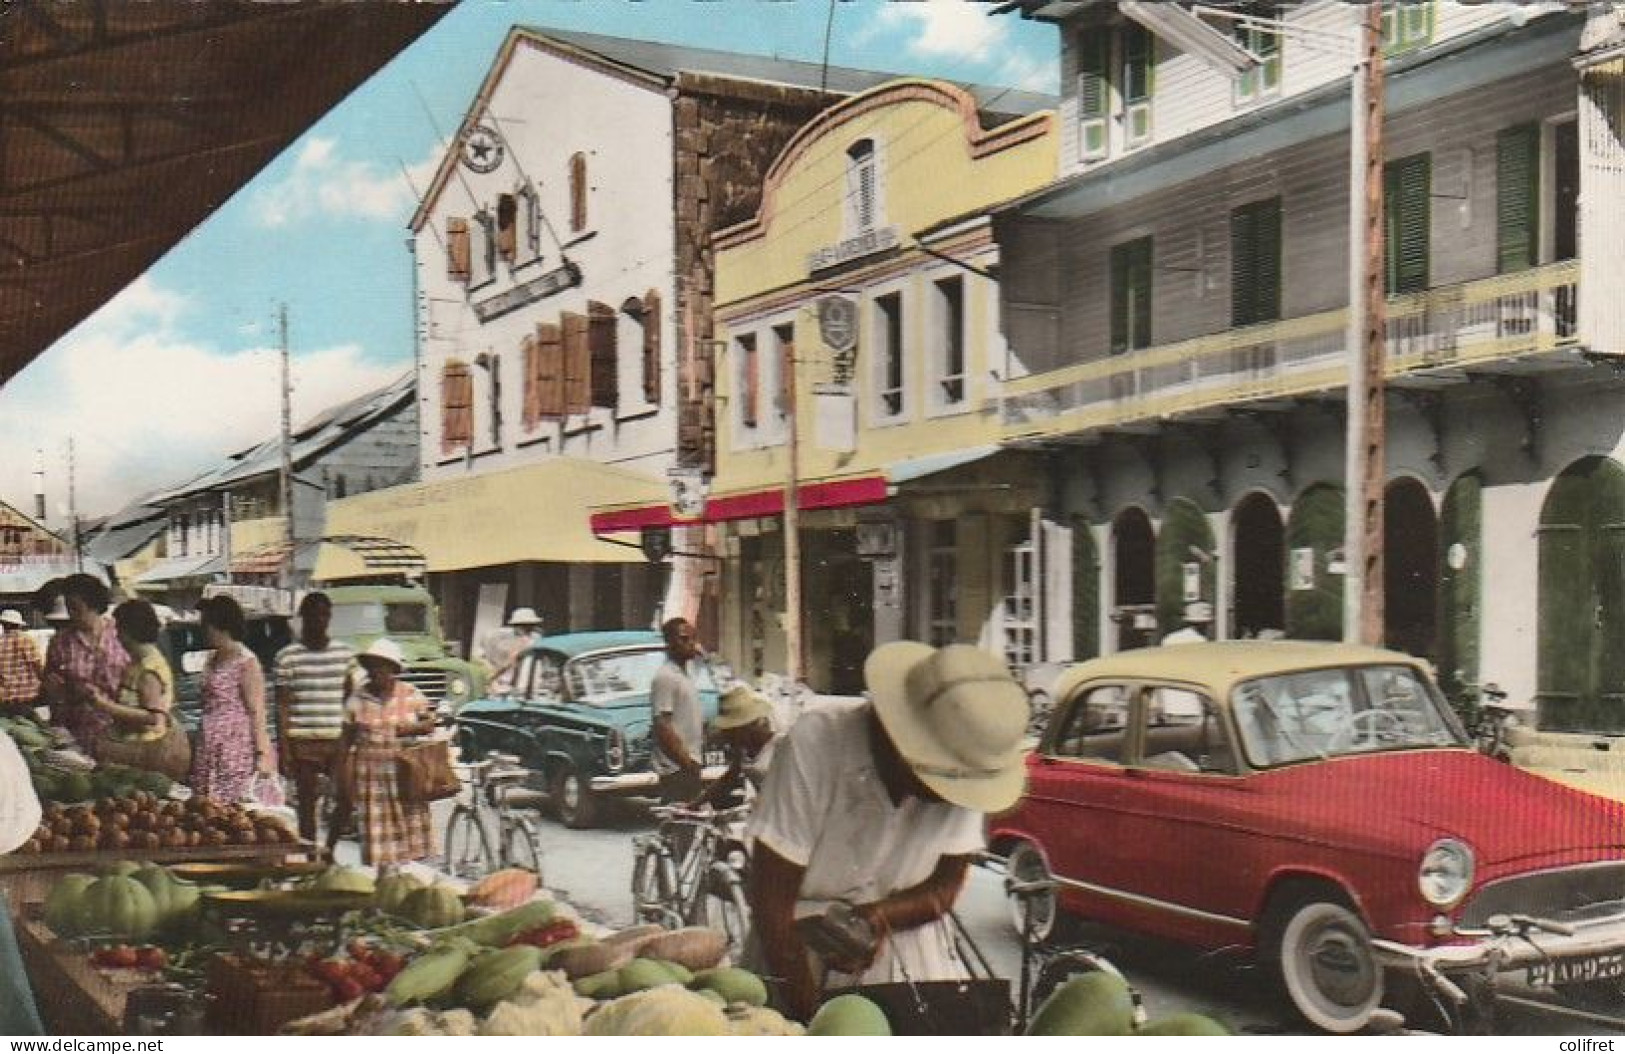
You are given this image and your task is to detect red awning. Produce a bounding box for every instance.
[590,475,888,533]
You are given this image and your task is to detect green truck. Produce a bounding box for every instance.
[324,583,485,718]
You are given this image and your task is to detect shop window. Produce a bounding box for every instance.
[569,152,588,233]
[737,333,759,429]
[927,520,958,647]
[874,292,904,419]
[1233,3,1281,104]
[441,360,473,453]
[932,276,966,407]
[1230,197,1282,326]
[446,217,470,281]
[1382,0,1434,57]
[846,139,881,235]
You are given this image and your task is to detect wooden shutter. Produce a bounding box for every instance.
[520,332,539,431]
[1077,29,1109,160]
[446,218,470,281]
[440,361,473,452]
[642,289,662,405]
[1384,153,1431,295]
[1496,124,1541,274]
[569,152,588,233]
[1230,197,1282,326]
[1121,24,1152,145]
[536,322,564,419]
[496,194,517,262]
[562,311,591,416]
[588,300,618,409]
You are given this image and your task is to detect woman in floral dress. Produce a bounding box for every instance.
[190,595,275,801]
[343,638,435,867]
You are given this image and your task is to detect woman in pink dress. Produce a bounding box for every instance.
[190,595,275,801]
[342,638,435,867]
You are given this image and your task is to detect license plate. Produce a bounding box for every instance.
[703,750,725,767]
[1527,951,1625,988]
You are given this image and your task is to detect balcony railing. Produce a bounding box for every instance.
[1001,260,1580,441]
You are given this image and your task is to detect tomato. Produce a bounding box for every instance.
[134,947,167,971]
[107,945,138,969]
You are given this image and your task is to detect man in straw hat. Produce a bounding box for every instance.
[746,641,1030,1020]
[0,609,42,717]
[691,682,778,810]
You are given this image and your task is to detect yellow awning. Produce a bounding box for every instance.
[315,458,664,578]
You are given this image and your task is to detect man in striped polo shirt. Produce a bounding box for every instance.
[275,592,356,843]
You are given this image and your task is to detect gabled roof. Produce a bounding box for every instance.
[147,371,414,506]
[409,25,1056,231]
[82,496,167,565]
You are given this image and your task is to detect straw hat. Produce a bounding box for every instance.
[358,637,406,672]
[0,609,24,629]
[713,684,772,732]
[507,607,543,628]
[864,642,1030,813]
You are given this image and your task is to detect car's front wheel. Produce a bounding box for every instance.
[1274,899,1384,1034]
[551,765,600,830]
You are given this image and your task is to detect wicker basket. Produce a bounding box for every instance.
[205,953,333,1036]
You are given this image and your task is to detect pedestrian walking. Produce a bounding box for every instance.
[746,642,1029,1021]
[342,638,436,868]
[275,592,356,844]
[650,616,705,804]
[39,573,127,755]
[190,595,275,803]
[485,607,543,692]
[0,610,42,717]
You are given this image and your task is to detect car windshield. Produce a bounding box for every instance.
[1231,664,1465,767]
[329,601,429,638]
[564,648,716,704]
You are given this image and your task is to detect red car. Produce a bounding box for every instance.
[989,641,1625,1033]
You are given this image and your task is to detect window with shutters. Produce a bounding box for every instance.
[737,333,759,430]
[562,311,591,416]
[846,139,880,235]
[1496,124,1540,275]
[471,210,495,287]
[496,194,517,263]
[536,322,565,420]
[569,152,588,233]
[587,301,618,410]
[516,183,541,263]
[1233,3,1282,104]
[1110,237,1154,354]
[932,276,966,408]
[875,291,905,419]
[1230,197,1282,326]
[1384,152,1431,296]
[772,324,795,431]
[1382,1,1434,57]
[446,217,471,282]
[1121,24,1153,146]
[641,289,662,405]
[440,361,473,453]
[1076,28,1110,161]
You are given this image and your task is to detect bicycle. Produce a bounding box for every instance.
[442,752,544,883]
[629,804,752,955]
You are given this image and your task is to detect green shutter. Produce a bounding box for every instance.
[1384,153,1431,296]
[1072,516,1100,661]
[1078,29,1109,157]
[1538,457,1625,733]
[1231,197,1282,327]
[1496,124,1541,274]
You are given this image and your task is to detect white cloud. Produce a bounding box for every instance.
[875,0,1008,60]
[251,136,443,229]
[0,280,401,522]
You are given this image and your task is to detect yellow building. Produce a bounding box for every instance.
[600,79,1054,692]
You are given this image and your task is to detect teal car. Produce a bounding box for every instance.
[454,631,724,828]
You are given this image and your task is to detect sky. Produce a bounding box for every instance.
[0,0,1057,527]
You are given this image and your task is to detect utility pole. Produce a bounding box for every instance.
[1342,2,1385,645]
[279,303,295,596]
[783,339,804,688]
[66,438,81,572]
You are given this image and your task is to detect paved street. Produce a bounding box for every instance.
[327,794,1622,1038]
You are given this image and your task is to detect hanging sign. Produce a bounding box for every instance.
[818,296,858,386]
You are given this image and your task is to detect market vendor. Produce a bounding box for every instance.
[745,642,1029,1021]
[691,683,777,811]
[0,609,43,717]
[39,573,128,756]
[0,723,45,1034]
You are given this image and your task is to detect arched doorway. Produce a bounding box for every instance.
[1231,491,1285,638]
[1436,472,1482,702]
[1155,498,1217,636]
[1383,477,1437,660]
[1285,483,1344,641]
[1071,517,1100,661]
[1538,457,1625,732]
[1112,507,1156,651]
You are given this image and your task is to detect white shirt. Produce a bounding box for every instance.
[0,733,41,855]
[650,658,702,776]
[746,702,983,986]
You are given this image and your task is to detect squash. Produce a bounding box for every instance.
[43,873,98,937]
[468,869,539,910]
[400,885,466,929]
[130,864,201,928]
[78,875,160,940]
[375,872,427,915]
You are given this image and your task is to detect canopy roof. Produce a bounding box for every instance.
[0,1,450,383]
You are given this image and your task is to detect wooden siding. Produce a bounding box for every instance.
[313,401,420,500]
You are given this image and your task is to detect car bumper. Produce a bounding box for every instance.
[589,764,729,795]
[1372,908,1625,1001]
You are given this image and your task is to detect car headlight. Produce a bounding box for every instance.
[1419,838,1474,908]
[448,676,468,699]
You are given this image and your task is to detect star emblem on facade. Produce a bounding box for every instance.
[461,124,504,174]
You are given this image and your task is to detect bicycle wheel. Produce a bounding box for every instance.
[502,818,544,885]
[443,806,494,880]
[702,868,751,957]
[630,841,680,928]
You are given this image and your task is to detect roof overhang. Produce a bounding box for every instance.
[0,1,452,385]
